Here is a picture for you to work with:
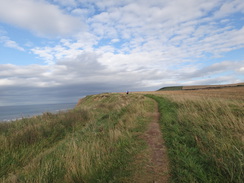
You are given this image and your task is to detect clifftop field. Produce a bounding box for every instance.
[0,85,244,182]
[158,82,244,91]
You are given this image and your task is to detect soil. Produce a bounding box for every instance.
[143,102,170,183]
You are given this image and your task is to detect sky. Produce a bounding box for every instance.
[0,0,244,106]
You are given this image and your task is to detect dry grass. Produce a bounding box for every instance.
[146,86,244,182]
[182,82,244,90]
[0,93,155,182]
[1,87,243,182]
[136,86,244,100]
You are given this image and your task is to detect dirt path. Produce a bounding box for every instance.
[143,101,170,183]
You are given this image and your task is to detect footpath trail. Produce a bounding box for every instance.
[143,100,170,183]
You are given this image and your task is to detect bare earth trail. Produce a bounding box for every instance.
[143,101,170,183]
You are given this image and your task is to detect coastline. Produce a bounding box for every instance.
[0,103,76,122]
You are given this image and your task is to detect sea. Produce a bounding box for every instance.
[0,103,77,122]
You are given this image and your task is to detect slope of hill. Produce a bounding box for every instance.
[158,82,244,91]
[0,94,163,182]
[148,87,244,182]
[1,86,243,182]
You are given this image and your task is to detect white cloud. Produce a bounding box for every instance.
[31,33,98,64]
[0,78,15,86]
[0,53,243,105]
[213,0,244,19]
[0,0,82,37]
[71,8,91,17]
[23,0,243,78]
[110,39,120,43]
[81,0,243,59]
[238,67,244,73]
[52,0,77,7]
[177,61,244,80]
[0,36,25,51]
[2,0,242,65]
[1,54,242,89]
[0,0,244,105]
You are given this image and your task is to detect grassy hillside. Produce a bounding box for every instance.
[1,87,243,182]
[0,94,156,182]
[133,87,244,182]
[158,86,183,91]
[148,87,244,182]
[158,82,244,91]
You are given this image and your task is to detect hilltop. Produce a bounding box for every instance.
[158,82,244,91]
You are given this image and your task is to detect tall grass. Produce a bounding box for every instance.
[0,94,155,182]
[147,89,244,182]
[2,88,242,182]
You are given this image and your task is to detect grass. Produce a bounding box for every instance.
[0,94,155,182]
[1,87,243,182]
[146,87,244,182]
[158,86,183,91]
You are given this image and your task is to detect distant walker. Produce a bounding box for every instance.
[126,91,129,95]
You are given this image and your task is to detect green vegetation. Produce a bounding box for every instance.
[1,88,243,182]
[0,94,155,182]
[147,94,244,183]
[158,86,183,91]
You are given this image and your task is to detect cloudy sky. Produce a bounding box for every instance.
[0,0,244,105]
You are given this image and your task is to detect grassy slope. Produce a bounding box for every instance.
[0,94,155,182]
[158,86,183,91]
[147,87,244,182]
[158,82,244,91]
[1,87,243,182]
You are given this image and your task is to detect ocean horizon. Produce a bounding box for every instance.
[0,103,77,122]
